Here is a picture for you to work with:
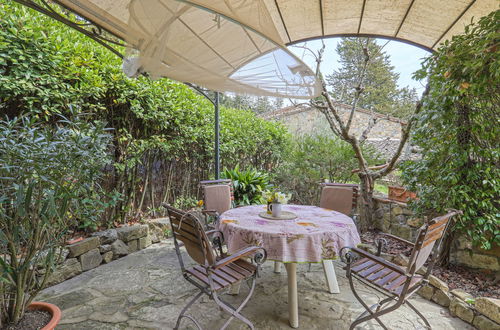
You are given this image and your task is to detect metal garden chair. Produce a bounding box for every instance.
[164,204,266,330]
[319,183,359,216]
[199,179,234,229]
[341,209,461,329]
[295,183,360,279]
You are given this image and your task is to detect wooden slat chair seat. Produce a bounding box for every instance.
[164,204,266,330]
[341,209,461,330]
[186,260,257,291]
[350,258,423,295]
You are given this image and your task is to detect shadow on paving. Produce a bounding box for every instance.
[39,241,473,329]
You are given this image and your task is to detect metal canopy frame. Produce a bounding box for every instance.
[13,0,222,180]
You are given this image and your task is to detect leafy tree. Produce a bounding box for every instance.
[220,94,283,114]
[327,38,418,119]
[402,10,499,251]
[309,38,429,231]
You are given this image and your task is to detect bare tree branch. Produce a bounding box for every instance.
[346,38,371,132]
[374,83,430,178]
[359,116,378,143]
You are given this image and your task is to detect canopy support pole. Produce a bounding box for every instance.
[214,92,220,180]
[185,84,221,180]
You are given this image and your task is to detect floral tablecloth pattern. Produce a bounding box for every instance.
[217,204,361,263]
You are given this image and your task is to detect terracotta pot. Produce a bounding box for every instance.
[65,236,83,245]
[388,186,417,203]
[27,302,61,330]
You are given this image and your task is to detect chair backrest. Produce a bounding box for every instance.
[320,185,354,216]
[200,179,233,215]
[165,205,216,267]
[406,210,461,275]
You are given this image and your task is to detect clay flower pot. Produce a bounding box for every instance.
[388,186,417,203]
[65,236,83,245]
[27,302,62,330]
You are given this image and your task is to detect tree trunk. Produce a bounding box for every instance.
[358,172,375,232]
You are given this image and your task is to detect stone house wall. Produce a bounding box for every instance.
[261,104,410,159]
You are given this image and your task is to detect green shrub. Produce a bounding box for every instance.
[222,166,272,205]
[0,1,290,223]
[276,134,381,205]
[401,10,499,250]
[0,116,111,326]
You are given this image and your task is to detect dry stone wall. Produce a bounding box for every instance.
[45,218,171,287]
[362,199,500,329]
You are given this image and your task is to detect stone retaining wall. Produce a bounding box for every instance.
[371,197,500,271]
[368,197,500,329]
[45,218,171,287]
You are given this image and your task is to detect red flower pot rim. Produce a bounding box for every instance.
[27,301,61,330]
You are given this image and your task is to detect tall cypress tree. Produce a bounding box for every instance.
[327,38,417,119]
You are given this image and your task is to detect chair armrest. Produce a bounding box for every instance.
[202,209,219,216]
[381,233,414,247]
[212,246,267,270]
[345,247,406,275]
[205,230,223,239]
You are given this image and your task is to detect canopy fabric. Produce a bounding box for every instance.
[55,0,320,98]
[185,0,498,51]
[54,0,498,98]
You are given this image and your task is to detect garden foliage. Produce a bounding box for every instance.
[0,2,289,226]
[276,134,380,205]
[402,10,499,250]
[0,117,111,325]
[221,166,272,206]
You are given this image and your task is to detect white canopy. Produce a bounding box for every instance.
[55,0,498,98]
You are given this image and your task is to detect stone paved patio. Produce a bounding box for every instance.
[39,241,472,329]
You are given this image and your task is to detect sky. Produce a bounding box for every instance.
[289,37,431,93]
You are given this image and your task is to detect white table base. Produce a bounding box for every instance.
[273,260,340,328]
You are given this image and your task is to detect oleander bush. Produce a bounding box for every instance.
[0,116,111,326]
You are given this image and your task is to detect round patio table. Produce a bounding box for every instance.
[218,204,361,328]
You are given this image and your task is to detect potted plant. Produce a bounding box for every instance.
[0,117,110,328]
[388,186,417,203]
[262,190,292,218]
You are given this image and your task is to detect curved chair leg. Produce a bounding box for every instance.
[212,277,257,330]
[348,274,388,329]
[350,297,403,330]
[354,296,394,322]
[175,291,204,330]
[406,300,432,329]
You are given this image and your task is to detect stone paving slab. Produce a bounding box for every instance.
[39,241,473,329]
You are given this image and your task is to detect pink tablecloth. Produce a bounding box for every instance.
[217,204,361,263]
